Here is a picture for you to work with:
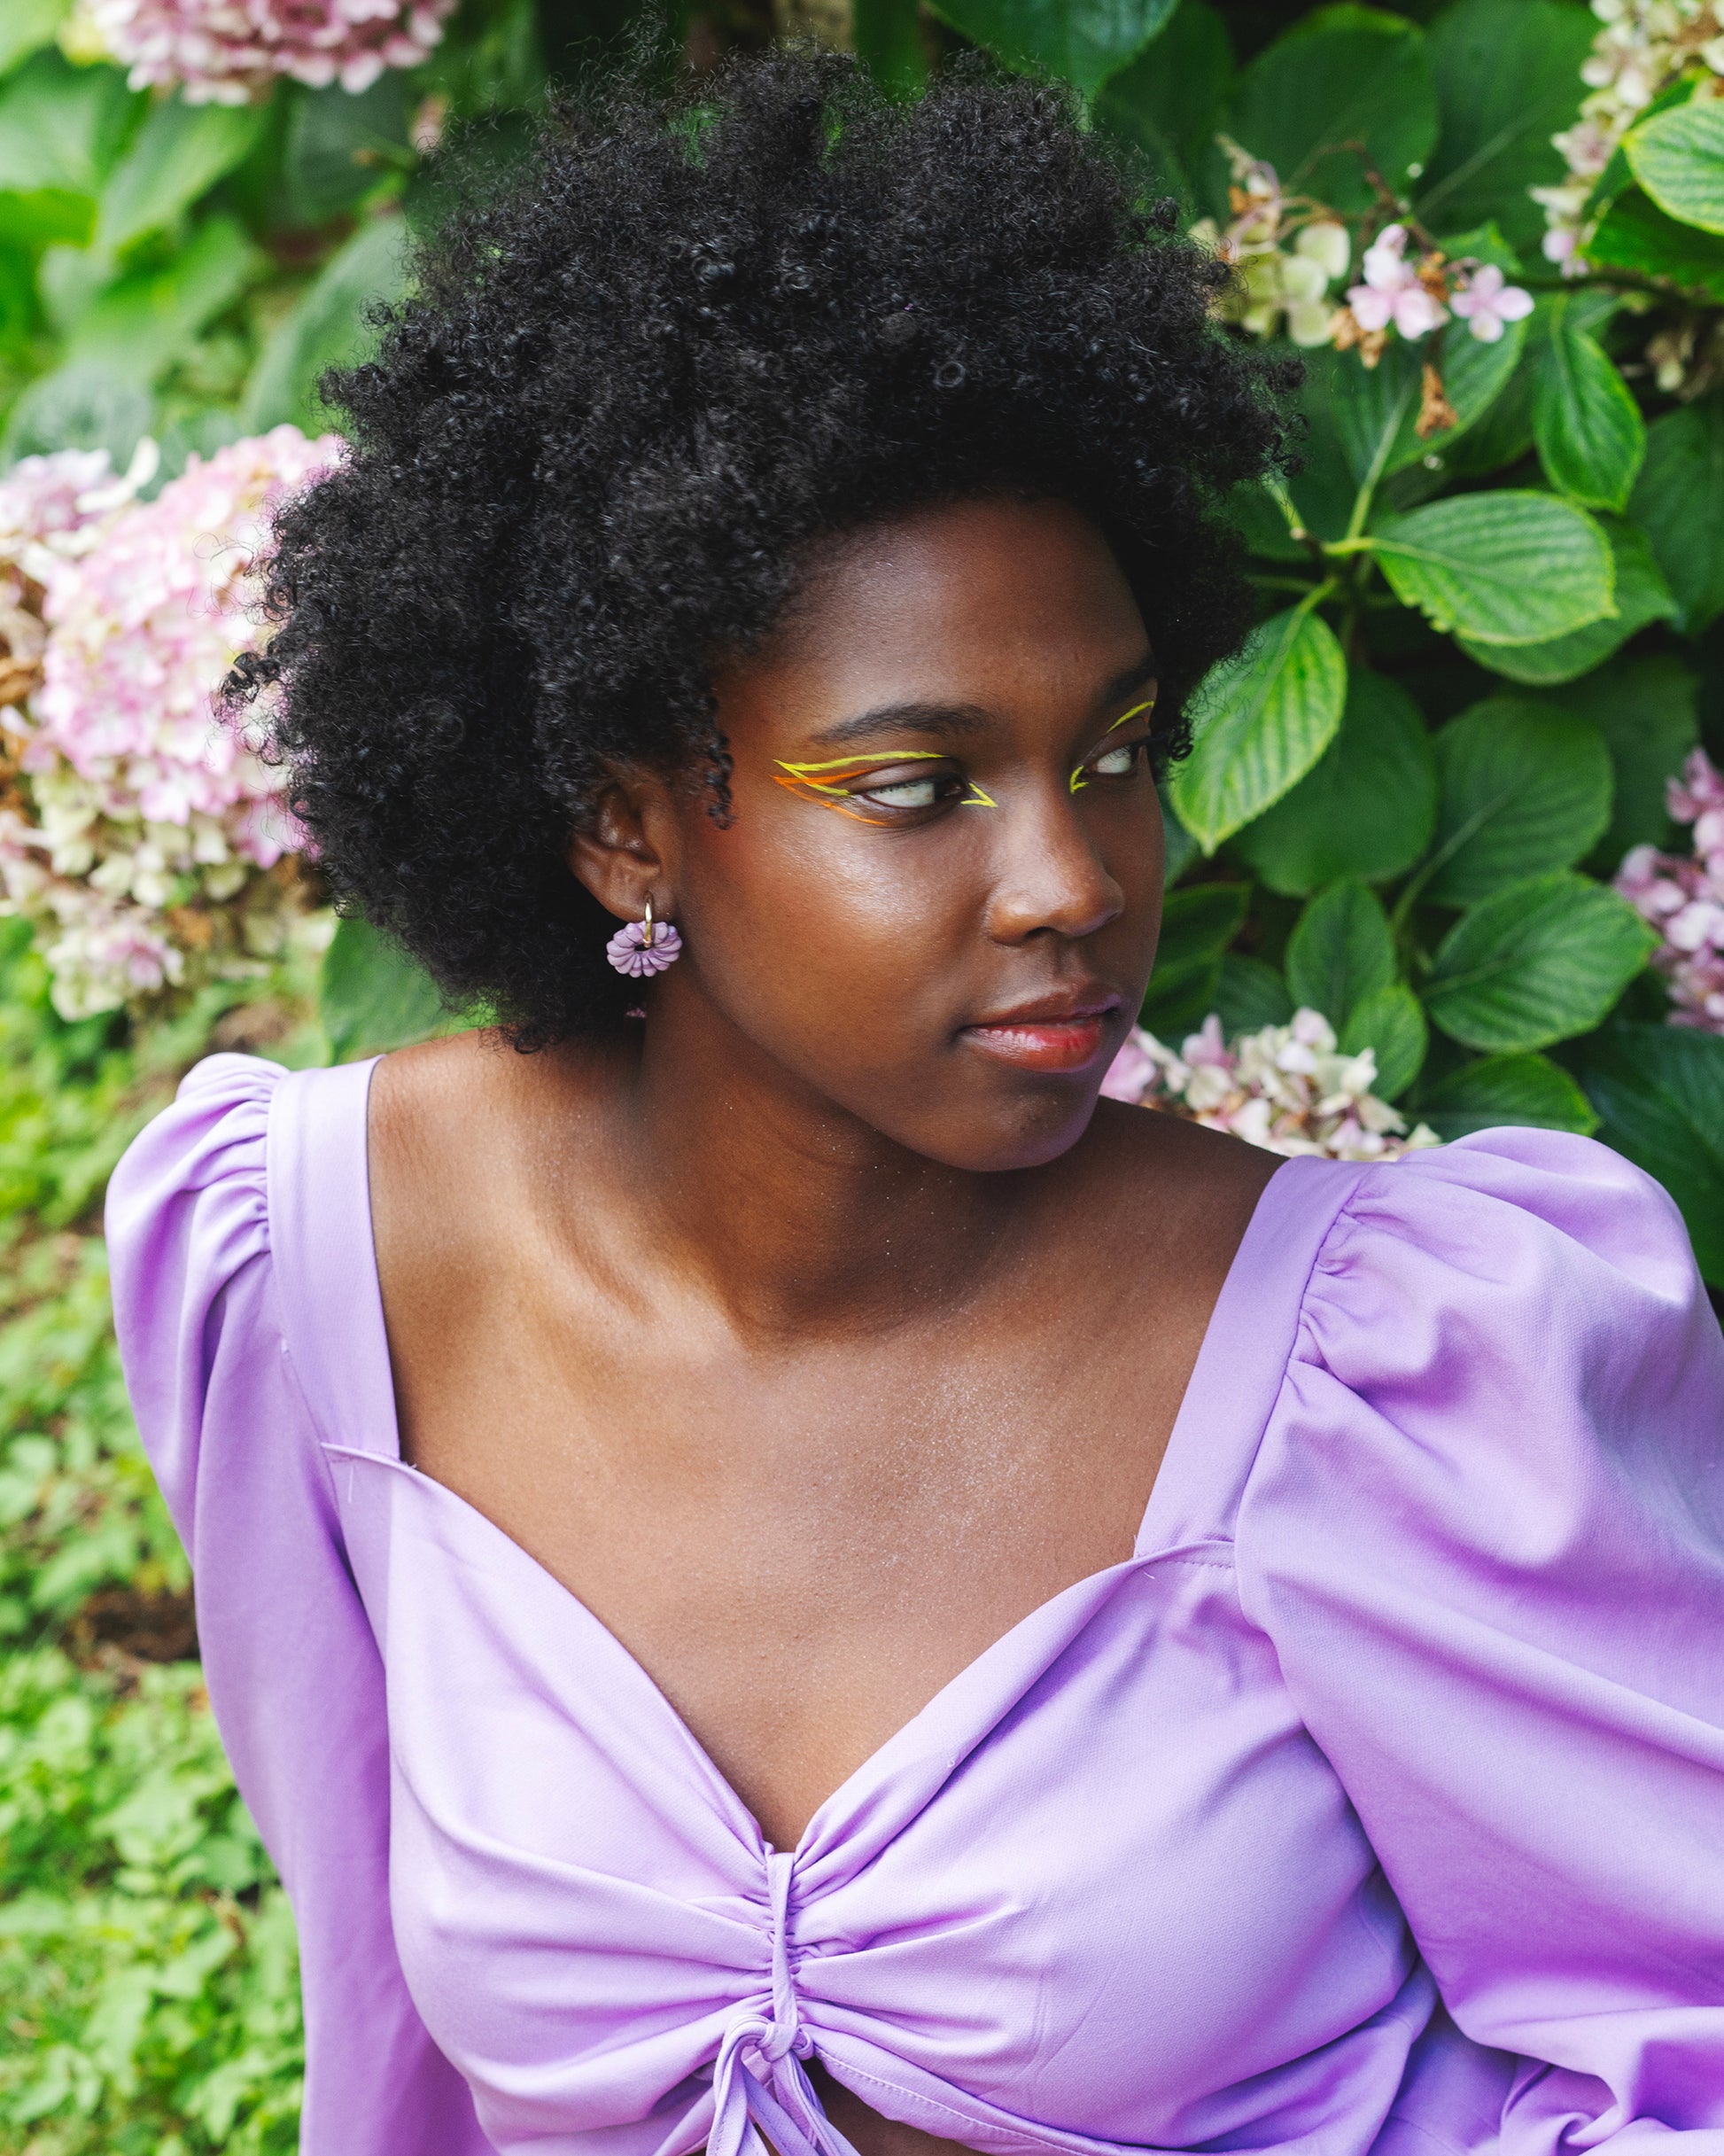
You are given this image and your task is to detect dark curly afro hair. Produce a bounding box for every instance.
[231,51,1296,1048]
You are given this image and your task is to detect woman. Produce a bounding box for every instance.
[107,54,1724,2156]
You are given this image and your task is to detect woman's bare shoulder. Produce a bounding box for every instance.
[368,1028,633,1270]
[1052,1101,1285,1291]
[1083,1099,1283,1207]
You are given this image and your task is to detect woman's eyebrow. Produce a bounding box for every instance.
[804,702,997,751]
[804,658,1155,755]
[1094,653,1157,718]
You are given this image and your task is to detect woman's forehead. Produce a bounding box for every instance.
[717,497,1151,734]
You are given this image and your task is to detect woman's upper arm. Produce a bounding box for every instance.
[1238,1130,1724,2137]
[105,1052,493,2152]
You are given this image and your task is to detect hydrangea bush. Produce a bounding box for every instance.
[1103,1010,1441,1161]
[1616,748,1724,1029]
[1,0,1723,2140]
[74,0,458,100]
[0,429,339,1020]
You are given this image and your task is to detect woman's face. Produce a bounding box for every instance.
[602,495,1165,1173]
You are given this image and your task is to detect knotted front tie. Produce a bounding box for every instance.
[708,1852,860,2156]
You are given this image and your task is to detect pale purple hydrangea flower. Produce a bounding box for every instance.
[80,0,456,102]
[1101,1009,1440,1162]
[1448,264,1535,345]
[1615,748,1724,1033]
[1346,226,1448,342]
[1535,3,1724,284]
[0,427,341,1017]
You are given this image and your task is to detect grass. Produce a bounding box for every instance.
[0,916,324,2154]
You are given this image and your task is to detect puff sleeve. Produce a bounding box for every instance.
[1239,1129,1724,2147]
[106,1054,493,2155]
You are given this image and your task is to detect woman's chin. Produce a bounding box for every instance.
[882,1082,1107,1175]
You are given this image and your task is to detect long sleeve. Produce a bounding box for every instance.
[106,1053,493,2155]
[1238,1129,1724,2148]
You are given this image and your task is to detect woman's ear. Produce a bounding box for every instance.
[566,767,681,923]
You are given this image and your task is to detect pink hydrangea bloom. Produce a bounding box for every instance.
[28,425,339,860]
[1099,1011,1439,1162]
[1346,225,1448,341]
[0,440,158,584]
[1616,749,1724,1033]
[1448,264,1534,345]
[83,0,456,101]
[0,427,341,1017]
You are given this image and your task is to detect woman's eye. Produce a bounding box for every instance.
[1091,741,1143,779]
[857,775,943,808]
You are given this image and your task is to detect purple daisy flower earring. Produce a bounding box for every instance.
[606,894,683,978]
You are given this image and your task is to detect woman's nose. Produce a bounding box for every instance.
[982,785,1124,946]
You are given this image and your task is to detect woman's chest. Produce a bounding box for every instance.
[334,1462,1415,2153]
[388,1278,1192,1849]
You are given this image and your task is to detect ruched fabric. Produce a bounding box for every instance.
[106,1055,1724,2156]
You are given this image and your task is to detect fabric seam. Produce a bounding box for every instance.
[1230,1161,1376,1638]
[261,1067,357,1519]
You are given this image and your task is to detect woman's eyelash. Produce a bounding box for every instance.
[1071,736,1149,791]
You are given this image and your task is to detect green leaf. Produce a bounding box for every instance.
[321,916,450,1062]
[0,51,134,198]
[1371,490,1614,645]
[925,0,1177,95]
[63,214,259,383]
[94,96,264,257]
[1169,603,1347,851]
[1581,1023,1724,1287]
[1284,354,1367,546]
[0,186,94,249]
[1141,881,1249,1037]
[1625,97,1724,237]
[1629,396,1724,636]
[1420,1051,1599,1140]
[1557,654,1699,863]
[1159,783,1200,887]
[281,76,414,227]
[1532,296,1646,513]
[1578,77,1696,232]
[243,214,408,432]
[1423,698,1612,907]
[1424,870,1655,1053]
[1095,1,1232,195]
[0,360,151,467]
[854,0,930,99]
[1217,5,1437,218]
[0,0,67,78]
[1459,516,1674,686]
[1586,186,1724,305]
[1231,668,1435,896]
[1340,980,1426,1101]
[1285,878,1395,1031]
[1215,953,1293,1038]
[1416,0,1594,255]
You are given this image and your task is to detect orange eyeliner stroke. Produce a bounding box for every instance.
[772,751,998,816]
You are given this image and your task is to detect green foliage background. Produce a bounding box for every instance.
[2,0,1723,2144]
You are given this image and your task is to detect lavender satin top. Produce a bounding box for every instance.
[105,1053,1724,2156]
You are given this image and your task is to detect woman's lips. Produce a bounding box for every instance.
[961,1008,1116,1072]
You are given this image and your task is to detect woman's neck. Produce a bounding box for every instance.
[576,994,1033,1345]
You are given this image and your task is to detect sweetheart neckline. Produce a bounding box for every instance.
[350,1057,1301,1848]
[326,1437,1158,1857]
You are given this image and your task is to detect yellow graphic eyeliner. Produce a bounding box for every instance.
[773,751,998,816]
[1069,695,1157,793]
